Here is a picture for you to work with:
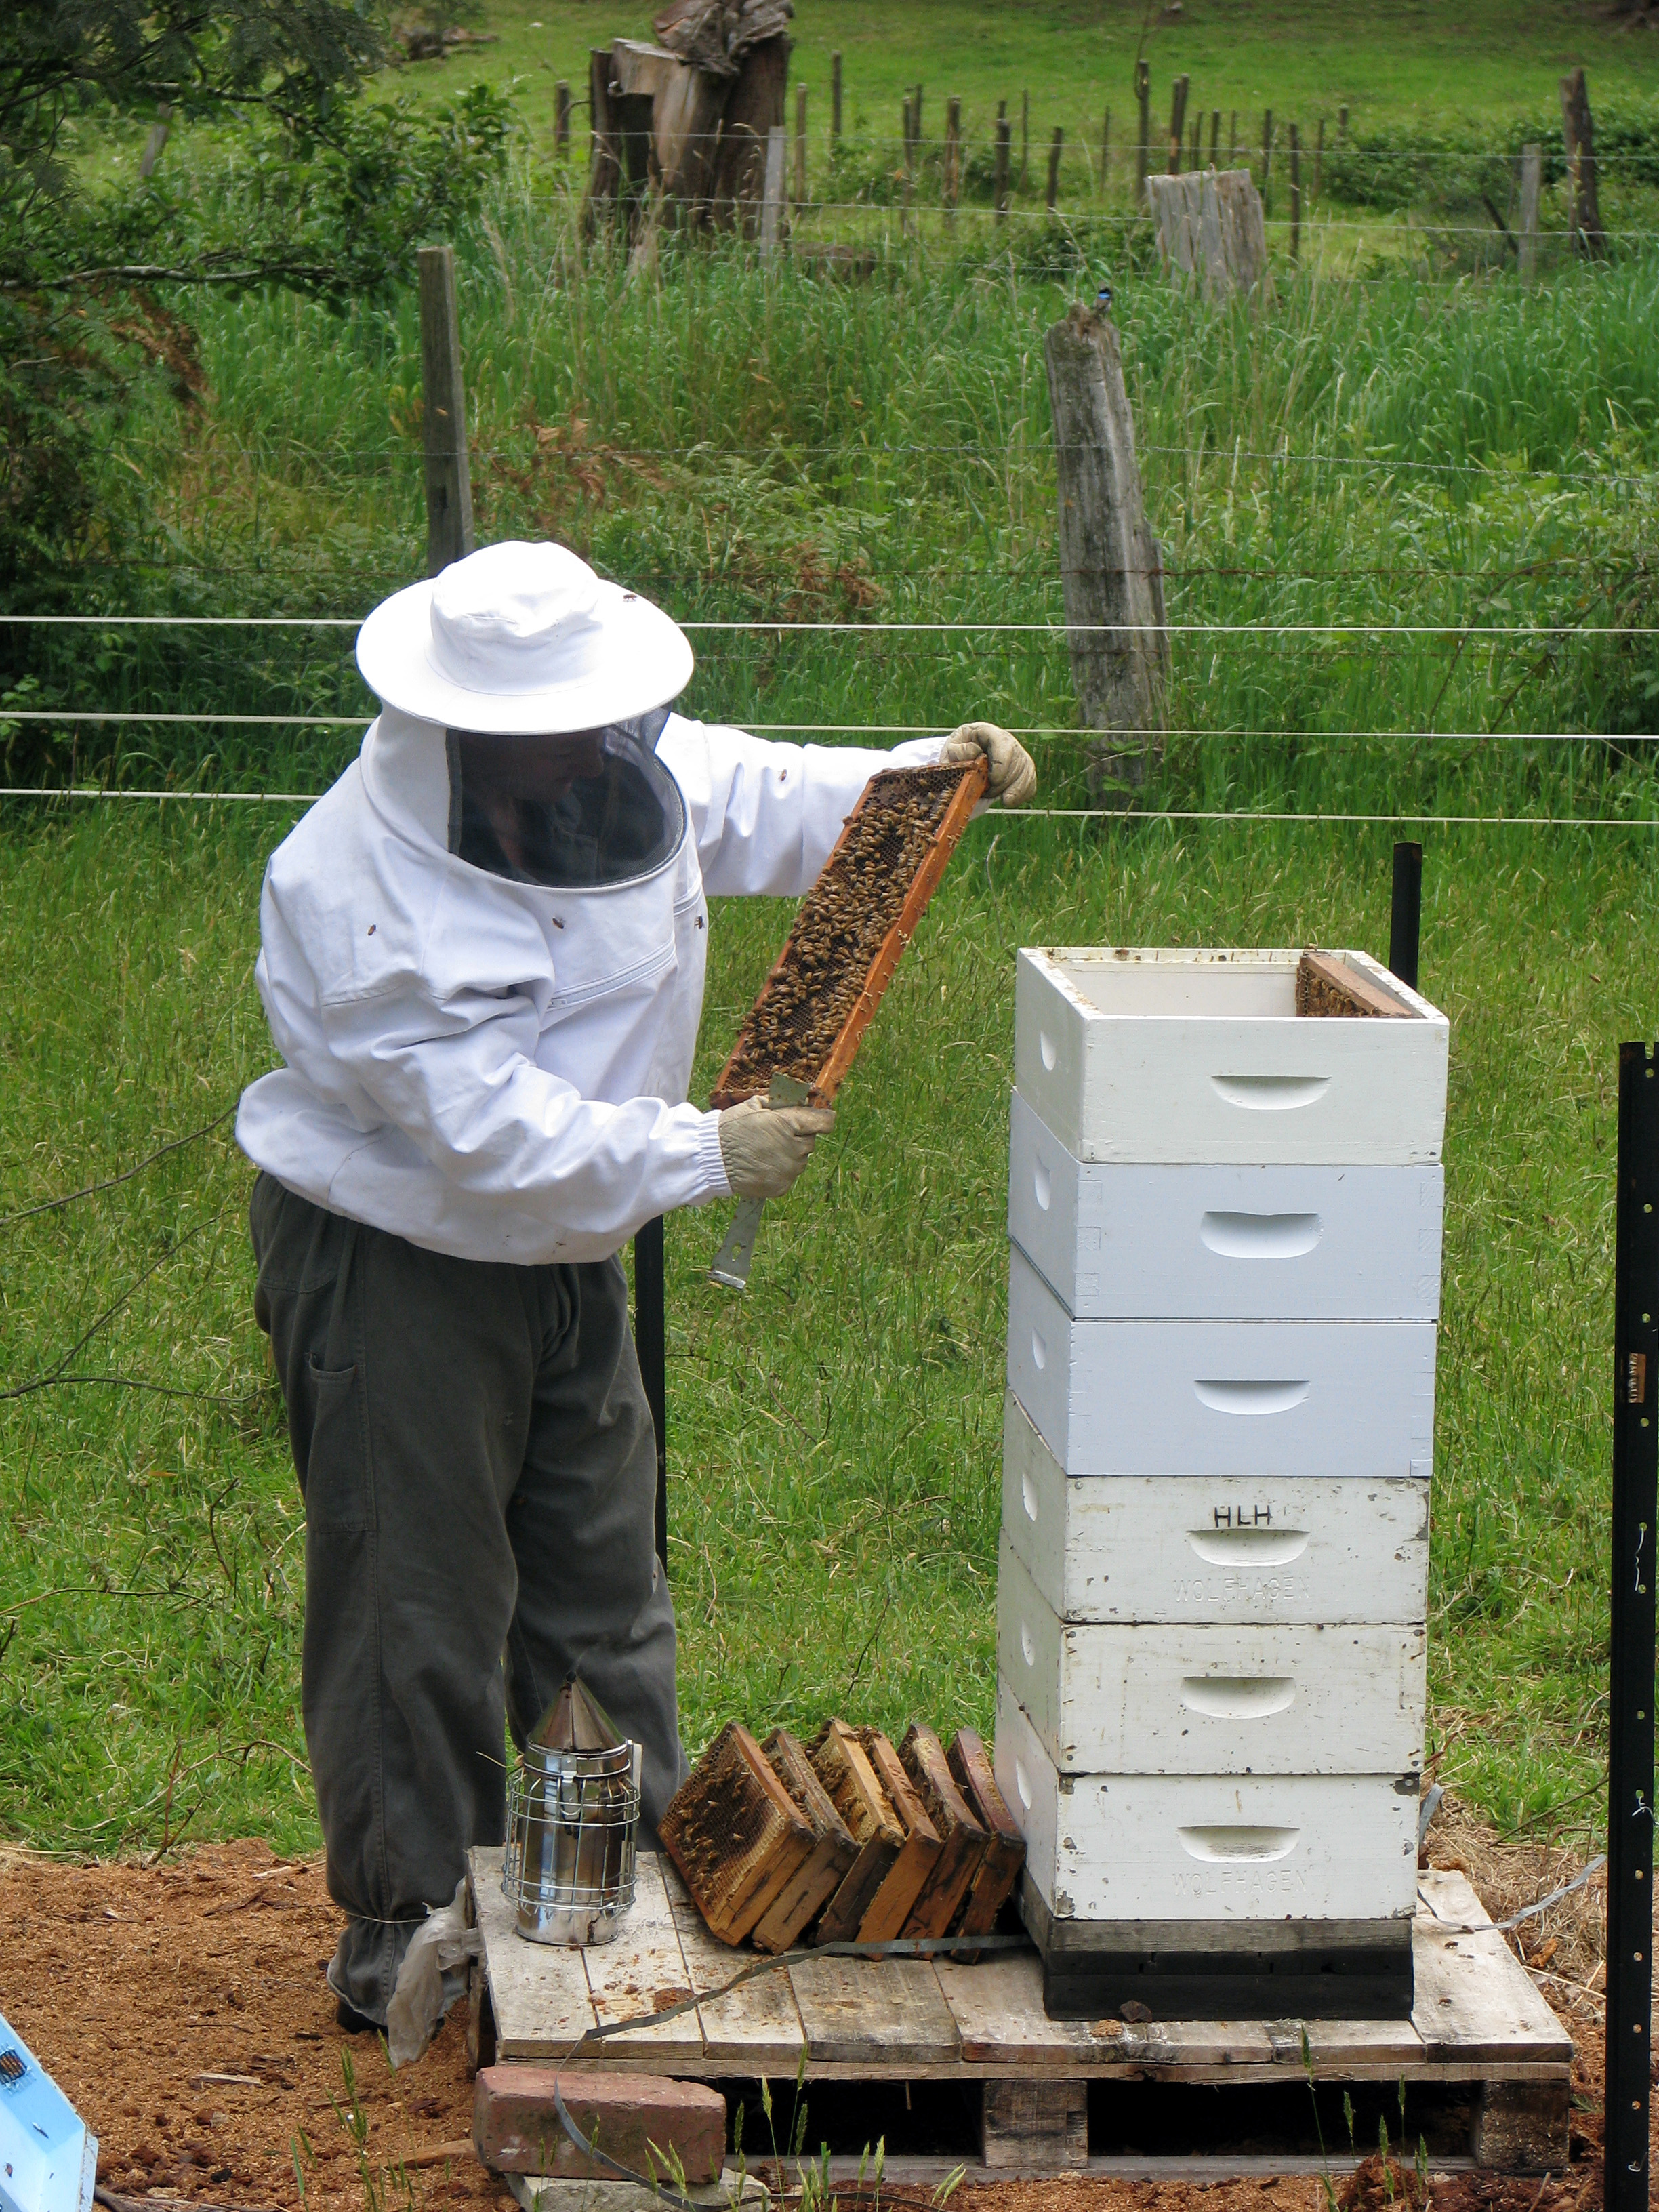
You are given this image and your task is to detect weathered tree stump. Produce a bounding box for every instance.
[1147,167,1267,301]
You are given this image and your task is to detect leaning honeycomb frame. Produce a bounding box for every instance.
[710,757,989,1109]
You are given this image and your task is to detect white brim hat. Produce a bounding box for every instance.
[356,540,694,735]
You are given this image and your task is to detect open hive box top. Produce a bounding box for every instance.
[1023,946,1441,1023]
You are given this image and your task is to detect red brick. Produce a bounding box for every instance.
[472,2068,726,2184]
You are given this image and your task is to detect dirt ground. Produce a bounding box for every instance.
[0,1814,1644,2212]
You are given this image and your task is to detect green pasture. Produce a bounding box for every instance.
[365,0,1659,178]
[0,806,1646,1859]
[5,24,1659,1858]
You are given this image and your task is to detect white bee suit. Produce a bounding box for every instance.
[237,704,940,1258]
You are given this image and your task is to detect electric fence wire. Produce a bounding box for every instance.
[6,614,1659,634]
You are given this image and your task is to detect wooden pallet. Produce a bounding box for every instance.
[466,1853,1573,2173]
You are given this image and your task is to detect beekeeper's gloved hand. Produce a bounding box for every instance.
[718,1097,836,1200]
[939,720,1038,807]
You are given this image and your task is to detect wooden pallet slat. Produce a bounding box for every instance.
[1412,1870,1573,2065]
[468,1846,598,2060]
[790,1954,962,2068]
[580,1853,705,2059]
[934,1948,1097,2065]
[661,1860,809,2074]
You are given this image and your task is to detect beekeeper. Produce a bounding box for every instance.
[237,540,1036,2032]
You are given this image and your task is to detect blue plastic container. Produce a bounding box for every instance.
[0,2013,96,2212]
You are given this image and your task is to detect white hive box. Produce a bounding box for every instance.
[994,1687,1420,1927]
[1014,947,1448,1165]
[1007,1246,1437,1479]
[998,1540,1426,1775]
[1001,1395,1431,1626]
[1008,1090,1443,1320]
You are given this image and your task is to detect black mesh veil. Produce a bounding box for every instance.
[445,706,685,890]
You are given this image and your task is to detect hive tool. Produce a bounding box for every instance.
[708,1073,812,1292]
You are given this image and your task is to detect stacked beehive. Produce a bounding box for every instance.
[993,947,1450,2020]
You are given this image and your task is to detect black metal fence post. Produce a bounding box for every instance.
[1389,840,1422,990]
[1607,1040,1659,2211]
[634,1216,669,1568]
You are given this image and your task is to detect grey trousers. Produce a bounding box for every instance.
[249,1172,688,2024]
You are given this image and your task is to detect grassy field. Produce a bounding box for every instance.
[4,0,1659,1862]
[0,804,1648,1859]
[353,0,1659,174]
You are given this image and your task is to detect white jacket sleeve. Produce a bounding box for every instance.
[314,973,731,1250]
[657,718,943,898]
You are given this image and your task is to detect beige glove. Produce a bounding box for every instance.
[718,1097,836,1200]
[939,721,1038,807]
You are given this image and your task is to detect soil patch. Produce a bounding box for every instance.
[0,1839,499,2212]
[0,1808,1647,2212]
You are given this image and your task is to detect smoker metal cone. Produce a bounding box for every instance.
[528,1673,626,1756]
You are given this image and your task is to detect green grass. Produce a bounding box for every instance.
[5,30,1659,1858]
[0,805,1646,1858]
[377,0,1659,171]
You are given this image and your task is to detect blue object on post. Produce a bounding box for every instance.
[0,2013,97,2212]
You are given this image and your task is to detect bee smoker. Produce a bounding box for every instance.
[502,1675,640,1946]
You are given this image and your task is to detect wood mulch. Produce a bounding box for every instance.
[0,1821,1640,2212]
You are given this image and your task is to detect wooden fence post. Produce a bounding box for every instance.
[945,96,961,222]
[585,46,621,228]
[554,79,571,161]
[1101,106,1111,191]
[1606,1039,1659,2212]
[1167,73,1189,173]
[1135,61,1151,206]
[901,94,915,232]
[417,244,475,579]
[1518,142,1542,282]
[1188,112,1200,170]
[1043,304,1167,795]
[995,113,1011,222]
[794,85,807,205]
[913,83,924,144]
[760,122,785,260]
[1209,110,1221,167]
[831,51,842,144]
[1338,103,1349,142]
[1560,67,1605,256]
[1313,115,1324,199]
[1289,123,1301,258]
[1261,107,1273,215]
[1046,126,1063,213]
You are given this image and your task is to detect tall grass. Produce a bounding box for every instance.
[12,175,1658,813]
[2,157,1656,1860]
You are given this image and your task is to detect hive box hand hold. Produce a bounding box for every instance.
[1008,1091,1444,1322]
[998,1538,1427,1776]
[1007,1248,1437,1480]
[993,1692,1418,2020]
[1014,946,1448,1165]
[1002,1395,1431,1625]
